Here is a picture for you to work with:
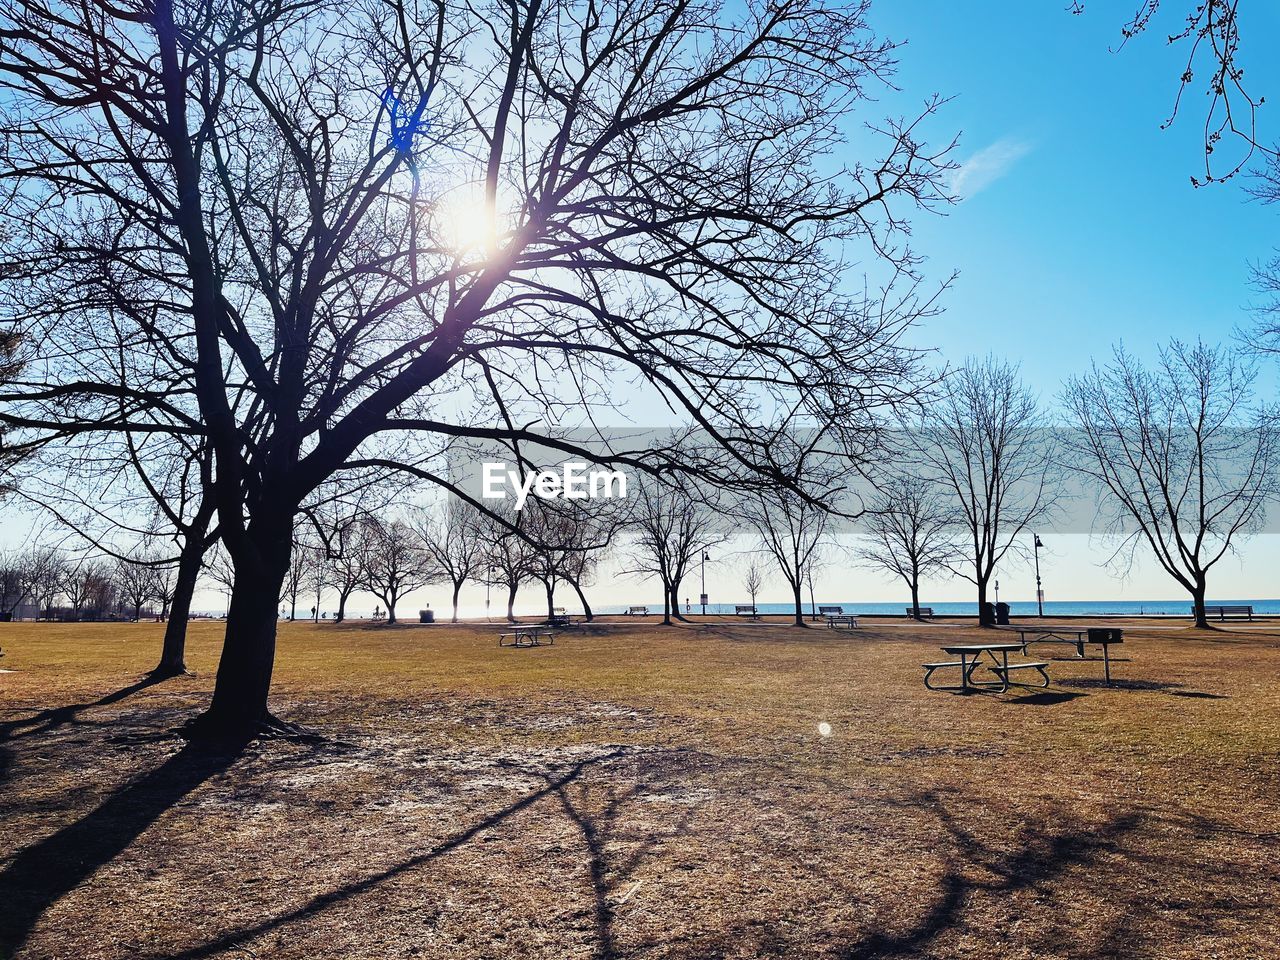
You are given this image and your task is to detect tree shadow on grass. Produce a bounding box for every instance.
[555,775,695,960]
[1008,690,1087,706]
[0,674,168,744]
[151,747,629,960]
[0,741,239,959]
[1057,678,1226,698]
[835,793,1145,959]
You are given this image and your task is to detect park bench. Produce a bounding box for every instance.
[548,607,576,628]
[626,605,649,616]
[735,604,759,619]
[906,606,934,619]
[818,605,859,629]
[1200,604,1253,621]
[498,627,555,648]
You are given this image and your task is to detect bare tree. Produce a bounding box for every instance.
[204,545,236,617]
[520,499,615,620]
[742,560,764,612]
[0,0,951,740]
[483,505,538,623]
[858,474,956,620]
[914,358,1058,626]
[628,480,725,625]
[0,550,35,621]
[322,518,369,625]
[416,499,486,623]
[362,519,435,625]
[28,546,66,619]
[1063,340,1279,628]
[282,542,318,622]
[555,506,620,623]
[303,552,328,622]
[0,318,24,489]
[115,552,159,621]
[740,487,833,627]
[61,559,108,620]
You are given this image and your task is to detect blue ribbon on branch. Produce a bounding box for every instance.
[381,86,432,152]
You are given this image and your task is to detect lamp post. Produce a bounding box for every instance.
[1033,534,1044,617]
[994,579,1000,606]
[700,551,710,616]
[486,564,495,622]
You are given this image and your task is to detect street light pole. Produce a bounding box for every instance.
[700,551,710,616]
[1033,534,1044,617]
[486,564,494,622]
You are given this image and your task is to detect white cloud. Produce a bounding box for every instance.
[950,137,1034,200]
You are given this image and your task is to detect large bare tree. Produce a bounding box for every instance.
[739,486,834,627]
[362,518,435,624]
[1063,339,1280,628]
[415,499,486,623]
[0,0,951,739]
[627,479,725,625]
[858,473,955,620]
[913,358,1058,626]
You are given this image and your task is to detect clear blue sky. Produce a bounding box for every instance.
[870,1,1280,388]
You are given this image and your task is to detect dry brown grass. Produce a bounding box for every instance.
[1,615,1278,959]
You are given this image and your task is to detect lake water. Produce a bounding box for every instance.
[598,599,1280,618]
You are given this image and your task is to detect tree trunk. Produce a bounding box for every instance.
[792,577,804,627]
[668,585,686,622]
[152,539,203,677]
[910,579,922,622]
[545,580,555,619]
[386,594,398,625]
[1191,577,1209,628]
[506,582,518,622]
[569,579,593,621]
[660,577,672,625]
[185,525,292,744]
[451,581,462,622]
[335,587,352,623]
[977,577,993,627]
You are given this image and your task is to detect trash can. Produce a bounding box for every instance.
[995,602,1010,626]
[980,601,996,626]
[419,609,434,624]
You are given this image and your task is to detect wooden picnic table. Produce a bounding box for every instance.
[1013,626,1123,685]
[923,642,1049,693]
[825,614,859,629]
[498,627,556,648]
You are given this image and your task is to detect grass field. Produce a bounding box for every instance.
[1,616,1278,959]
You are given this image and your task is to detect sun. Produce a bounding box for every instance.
[435,189,500,258]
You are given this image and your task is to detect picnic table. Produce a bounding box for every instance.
[823,610,859,629]
[1013,626,1123,685]
[923,642,1050,693]
[498,627,555,648]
